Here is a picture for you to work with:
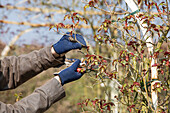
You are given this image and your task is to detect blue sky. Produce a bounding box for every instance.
[0,0,169,46]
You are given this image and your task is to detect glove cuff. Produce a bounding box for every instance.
[58,74,65,85]
[53,43,63,54]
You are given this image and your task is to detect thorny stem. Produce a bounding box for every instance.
[104,0,112,13]
[166,0,170,24]
[98,74,109,96]
[78,50,112,61]
[49,1,169,112]
[143,75,155,112]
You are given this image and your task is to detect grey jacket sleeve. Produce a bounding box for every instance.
[0,46,65,91]
[0,78,66,113]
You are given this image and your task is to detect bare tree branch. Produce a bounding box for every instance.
[0,20,99,29]
[0,5,124,15]
[1,5,164,16]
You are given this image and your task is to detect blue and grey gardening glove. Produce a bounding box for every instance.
[58,59,84,85]
[53,32,87,54]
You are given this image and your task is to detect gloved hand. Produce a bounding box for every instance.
[53,32,87,54]
[58,59,84,85]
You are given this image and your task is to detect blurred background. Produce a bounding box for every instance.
[0,0,110,112]
[0,0,169,113]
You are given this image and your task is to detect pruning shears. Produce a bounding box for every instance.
[54,58,87,76]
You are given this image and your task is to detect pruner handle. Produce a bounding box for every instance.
[54,58,86,76]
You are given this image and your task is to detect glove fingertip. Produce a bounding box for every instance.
[76,72,83,78]
[75,59,81,64]
[66,32,71,35]
[74,43,82,49]
[71,59,81,69]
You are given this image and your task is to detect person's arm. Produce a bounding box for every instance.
[0,46,65,91]
[0,78,66,113]
[0,59,84,113]
[0,32,86,91]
